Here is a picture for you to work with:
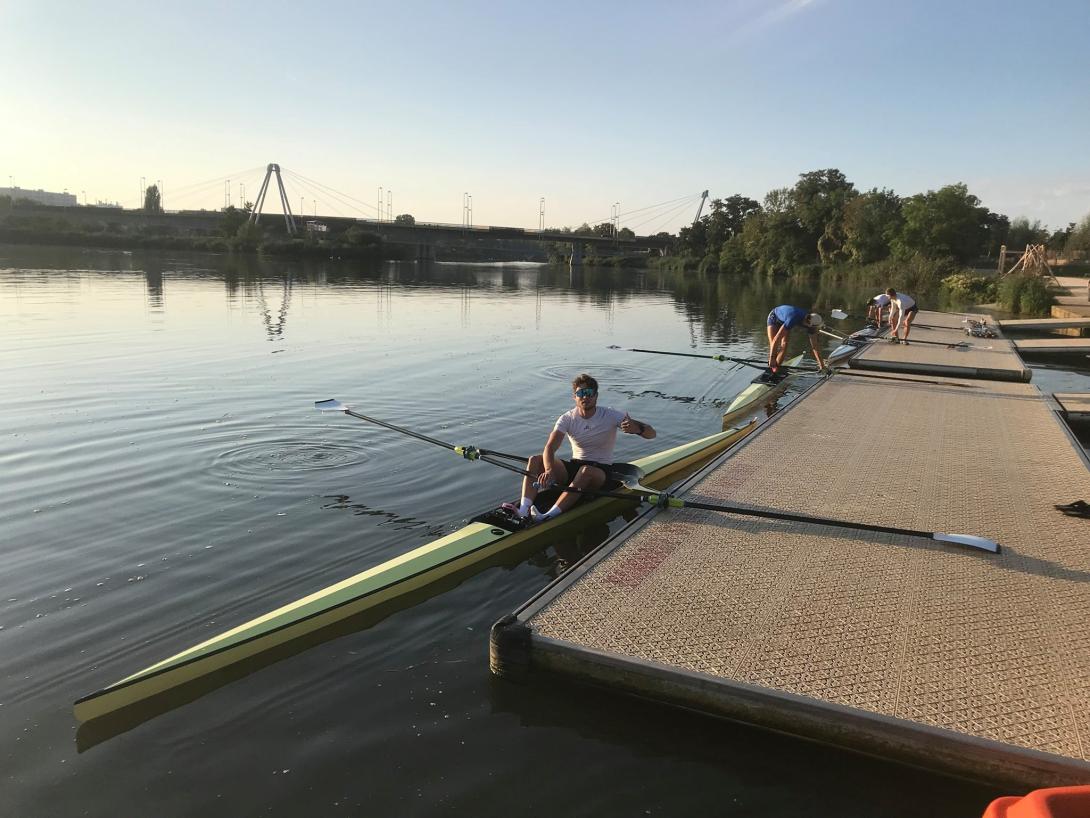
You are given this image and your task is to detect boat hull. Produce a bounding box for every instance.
[721,354,805,426]
[74,421,757,723]
[828,323,885,364]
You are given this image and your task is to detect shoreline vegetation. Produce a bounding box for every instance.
[4,168,1089,316]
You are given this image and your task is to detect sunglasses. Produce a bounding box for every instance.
[574,388,597,398]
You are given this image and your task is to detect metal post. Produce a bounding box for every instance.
[539,197,545,232]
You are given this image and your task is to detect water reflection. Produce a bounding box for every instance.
[0,245,885,352]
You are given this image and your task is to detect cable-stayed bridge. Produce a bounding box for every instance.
[156,163,701,266]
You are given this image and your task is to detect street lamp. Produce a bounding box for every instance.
[377,187,384,221]
[539,197,545,232]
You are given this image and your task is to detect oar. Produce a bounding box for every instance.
[823,324,969,350]
[832,370,979,389]
[612,346,818,373]
[830,308,937,329]
[315,399,529,472]
[314,399,647,487]
[633,491,1000,553]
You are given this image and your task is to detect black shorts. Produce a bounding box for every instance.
[904,305,919,316]
[561,459,621,491]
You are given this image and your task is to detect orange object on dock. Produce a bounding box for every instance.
[982,785,1090,818]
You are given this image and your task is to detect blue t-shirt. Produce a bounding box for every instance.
[771,305,809,329]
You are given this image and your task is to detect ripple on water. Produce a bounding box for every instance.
[537,362,658,387]
[209,435,370,487]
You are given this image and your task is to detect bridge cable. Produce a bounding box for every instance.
[284,173,354,218]
[629,198,701,234]
[281,168,383,217]
[282,171,373,219]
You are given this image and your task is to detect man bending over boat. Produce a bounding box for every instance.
[503,373,656,523]
[886,288,918,344]
[767,305,825,373]
[866,293,892,326]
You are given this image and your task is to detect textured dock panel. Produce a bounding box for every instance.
[849,311,1032,382]
[513,371,1090,786]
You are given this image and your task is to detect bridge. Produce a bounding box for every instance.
[242,163,692,267]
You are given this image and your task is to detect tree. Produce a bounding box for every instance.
[677,219,708,257]
[792,168,856,262]
[394,213,415,225]
[1065,214,1090,255]
[592,222,614,238]
[981,211,1010,259]
[740,209,812,275]
[618,226,635,240]
[1005,217,1049,250]
[892,183,991,263]
[143,184,162,213]
[220,205,248,236]
[705,195,761,250]
[842,188,902,264]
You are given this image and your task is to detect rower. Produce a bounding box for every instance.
[503,373,656,523]
[866,293,892,326]
[766,305,826,374]
[886,288,919,344]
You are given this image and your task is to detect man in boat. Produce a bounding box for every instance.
[766,305,826,373]
[866,293,892,326]
[886,288,918,344]
[503,373,656,523]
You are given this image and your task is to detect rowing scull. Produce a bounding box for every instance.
[73,420,756,723]
[720,354,807,426]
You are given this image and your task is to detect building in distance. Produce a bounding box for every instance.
[1,187,78,207]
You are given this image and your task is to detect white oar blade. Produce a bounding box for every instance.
[933,532,1000,554]
[314,399,348,413]
[831,309,849,320]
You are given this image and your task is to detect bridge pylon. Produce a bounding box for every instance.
[248,164,297,235]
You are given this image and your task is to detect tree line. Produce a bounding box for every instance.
[675,169,1090,275]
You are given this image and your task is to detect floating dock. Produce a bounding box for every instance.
[999,318,1090,331]
[492,311,1090,788]
[1013,338,1090,354]
[1054,393,1090,422]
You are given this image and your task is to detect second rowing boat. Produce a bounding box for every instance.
[721,353,805,426]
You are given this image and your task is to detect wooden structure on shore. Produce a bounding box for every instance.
[998,243,1060,284]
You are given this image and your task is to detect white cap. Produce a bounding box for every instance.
[807,313,823,328]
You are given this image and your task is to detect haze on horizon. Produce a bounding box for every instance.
[2,0,1087,233]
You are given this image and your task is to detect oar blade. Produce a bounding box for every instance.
[933,532,1000,554]
[608,463,654,493]
[831,308,850,320]
[315,399,349,413]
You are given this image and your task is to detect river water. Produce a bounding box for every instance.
[2,245,1087,817]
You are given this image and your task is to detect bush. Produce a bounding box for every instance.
[997,274,1056,315]
[940,273,997,304]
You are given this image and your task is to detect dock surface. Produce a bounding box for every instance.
[492,311,1090,787]
[1055,393,1090,421]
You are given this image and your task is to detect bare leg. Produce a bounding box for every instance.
[553,466,607,513]
[902,311,916,341]
[521,456,568,505]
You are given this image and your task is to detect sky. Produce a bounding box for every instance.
[2,0,1088,233]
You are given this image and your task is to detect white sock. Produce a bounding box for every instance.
[517,497,534,516]
[535,505,562,521]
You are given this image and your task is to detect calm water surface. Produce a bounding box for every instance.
[2,246,1087,817]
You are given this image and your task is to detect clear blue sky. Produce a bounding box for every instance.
[3,0,1088,232]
